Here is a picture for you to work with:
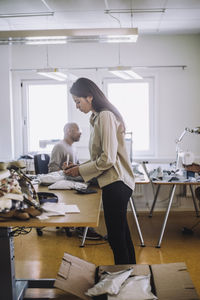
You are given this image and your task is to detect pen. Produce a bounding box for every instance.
[66,154,69,166]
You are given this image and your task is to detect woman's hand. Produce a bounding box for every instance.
[62,161,76,170]
[64,166,80,177]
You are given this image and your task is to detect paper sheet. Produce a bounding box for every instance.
[36,203,80,220]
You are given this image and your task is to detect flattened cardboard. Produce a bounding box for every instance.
[55,253,200,300]
[151,262,199,300]
[54,253,96,300]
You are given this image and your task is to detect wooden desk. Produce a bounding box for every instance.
[0,187,101,300]
[1,186,101,228]
[145,163,200,248]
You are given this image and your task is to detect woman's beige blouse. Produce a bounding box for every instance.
[79,110,135,191]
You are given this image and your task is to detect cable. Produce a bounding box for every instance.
[107,12,122,27]
[78,234,108,246]
[104,0,122,28]
[10,227,32,237]
[80,241,108,247]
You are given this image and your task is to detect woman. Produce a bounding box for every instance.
[64,77,136,264]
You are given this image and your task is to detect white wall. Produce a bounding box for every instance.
[0,46,14,160]
[0,34,200,163]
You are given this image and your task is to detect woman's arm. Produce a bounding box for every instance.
[79,111,118,182]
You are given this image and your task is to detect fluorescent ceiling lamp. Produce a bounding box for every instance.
[25,36,67,45]
[26,40,66,45]
[37,68,67,81]
[0,12,54,18]
[105,8,165,14]
[109,67,143,80]
[37,68,77,81]
[26,36,66,40]
[0,28,138,45]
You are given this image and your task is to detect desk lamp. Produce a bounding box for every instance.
[175,126,200,169]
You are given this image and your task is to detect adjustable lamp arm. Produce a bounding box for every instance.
[175,126,200,169]
[175,127,190,154]
[177,128,189,143]
[176,127,200,148]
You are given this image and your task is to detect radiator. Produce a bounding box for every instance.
[133,184,144,197]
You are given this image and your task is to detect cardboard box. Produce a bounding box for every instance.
[151,263,199,300]
[54,253,96,300]
[54,253,200,300]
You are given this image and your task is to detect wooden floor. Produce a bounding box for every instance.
[14,211,200,299]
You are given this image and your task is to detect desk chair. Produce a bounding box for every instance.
[34,153,50,175]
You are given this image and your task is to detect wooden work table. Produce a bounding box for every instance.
[0,186,102,228]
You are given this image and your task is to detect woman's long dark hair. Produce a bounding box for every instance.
[70,77,125,130]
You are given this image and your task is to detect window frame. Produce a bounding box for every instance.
[103,76,156,159]
[22,79,68,154]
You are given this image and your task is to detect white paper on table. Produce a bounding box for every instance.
[64,205,80,213]
[36,203,80,220]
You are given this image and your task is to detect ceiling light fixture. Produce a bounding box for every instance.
[109,67,143,80]
[25,36,67,45]
[37,68,77,81]
[37,68,67,81]
[37,42,77,82]
[105,8,166,14]
[0,28,138,45]
[0,12,54,18]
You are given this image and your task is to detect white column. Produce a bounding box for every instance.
[0,45,14,161]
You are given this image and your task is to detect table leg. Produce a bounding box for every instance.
[0,227,57,300]
[79,227,88,247]
[0,227,28,300]
[189,185,199,217]
[156,185,176,248]
[149,185,161,217]
[131,194,138,215]
[129,197,145,247]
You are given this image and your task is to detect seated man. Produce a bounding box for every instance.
[49,122,103,240]
[48,122,81,172]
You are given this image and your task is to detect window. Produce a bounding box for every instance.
[105,77,154,158]
[22,81,68,153]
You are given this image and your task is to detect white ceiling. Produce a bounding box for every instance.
[0,0,200,35]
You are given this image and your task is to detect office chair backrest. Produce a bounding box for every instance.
[34,154,50,175]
